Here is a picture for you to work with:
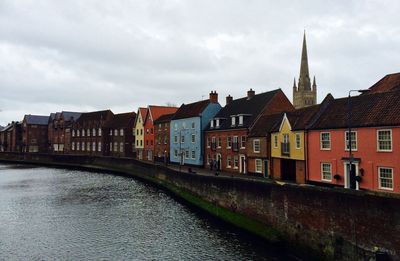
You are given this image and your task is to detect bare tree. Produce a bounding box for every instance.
[166,102,177,107]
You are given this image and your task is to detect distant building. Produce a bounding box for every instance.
[104,112,136,158]
[48,111,81,153]
[170,91,221,166]
[0,122,22,152]
[204,89,294,174]
[22,115,50,153]
[154,113,175,163]
[293,32,317,109]
[71,110,114,156]
[143,106,178,161]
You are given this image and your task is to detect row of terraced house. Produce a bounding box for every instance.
[2,34,400,193]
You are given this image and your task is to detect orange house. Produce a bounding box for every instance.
[307,90,400,193]
[143,105,178,161]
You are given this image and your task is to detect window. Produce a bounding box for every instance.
[377,129,392,151]
[207,137,211,147]
[110,129,113,135]
[181,135,185,143]
[320,132,331,150]
[255,159,262,173]
[174,135,178,143]
[216,119,220,128]
[226,156,231,168]
[227,136,232,148]
[231,116,236,126]
[206,154,210,165]
[164,137,167,145]
[185,150,189,159]
[98,128,102,136]
[72,142,75,151]
[93,128,96,136]
[174,149,178,158]
[241,136,246,148]
[82,129,85,137]
[158,124,162,130]
[77,130,80,137]
[87,129,90,137]
[136,140,139,146]
[239,115,243,125]
[136,129,139,135]
[120,129,124,136]
[321,163,332,181]
[98,142,102,152]
[295,133,301,149]
[114,142,118,152]
[140,140,143,146]
[274,135,278,148]
[77,142,80,151]
[174,123,178,130]
[191,150,195,159]
[72,130,75,137]
[182,122,186,129]
[82,142,85,151]
[120,142,124,152]
[87,142,90,151]
[191,122,195,129]
[150,128,153,134]
[379,167,393,190]
[217,137,222,148]
[191,134,196,143]
[345,131,357,151]
[210,120,214,128]
[253,139,260,153]
[114,129,118,136]
[92,142,96,151]
[140,129,143,135]
[233,155,239,169]
[110,143,113,152]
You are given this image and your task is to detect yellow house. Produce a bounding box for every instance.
[134,107,147,160]
[270,105,321,184]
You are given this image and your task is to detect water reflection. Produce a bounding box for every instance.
[0,163,294,260]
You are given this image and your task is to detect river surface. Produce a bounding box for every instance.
[0,163,295,260]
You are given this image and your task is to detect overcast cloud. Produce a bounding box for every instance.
[0,0,399,125]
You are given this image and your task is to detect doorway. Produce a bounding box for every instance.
[344,162,359,190]
[281,159,296,182]
[240,155,246,174]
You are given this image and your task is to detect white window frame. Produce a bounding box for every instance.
[98,142,102,152]
[174,135,178,144]
[185,150,189,159]
[210,120,214,128]
[191,150,195,159]
[240,136,246,149]
[92,142,96,152]
[231,116,236,126]
[227,136,232,148]
[253,139,260,153]
[191,122,195,129]
[191,134,195,143]
[321,163,332,181]
[378,167,394,191]
[295,133,301,149]
[238,115,243,125]
[120,142,124,152]
[216,119,220,128]
[207,137,210,148]
[377,129,392,152]
[217,137,222,148]
[255,159,262,173]
[345,131,357,151]
[226,156,231,168]
[320,132,331,150]
[233,155,239,169]
[98,128,102,136]
[120,129,124,136]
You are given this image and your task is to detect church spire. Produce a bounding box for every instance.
[312,75,317,90]
[293,77,297,90]
[298,31,311,91]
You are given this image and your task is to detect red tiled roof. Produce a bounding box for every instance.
[147,106,178,122]
[172,100,211,120]
[367,73,400,94]
[311,90,400,129]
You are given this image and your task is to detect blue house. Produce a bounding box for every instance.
[170,91,221,166]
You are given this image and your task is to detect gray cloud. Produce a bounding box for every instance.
[0,0,400,125]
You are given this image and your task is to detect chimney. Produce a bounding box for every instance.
[226,95,233,105]
[247,88,255,99]
[209,91,218,103]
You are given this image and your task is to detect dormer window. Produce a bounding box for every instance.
[231,116,236,126]
[239,115,243,125]
[210,120,214,128]
[216,119,220,128]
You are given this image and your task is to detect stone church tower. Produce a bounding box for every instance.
[293,32,317,109]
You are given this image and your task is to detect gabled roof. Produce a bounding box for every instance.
[311,90,400,130]
[206,89,280,130]
[146,106,178,123]
[104,112,136,129]
[154,113,176,124]
[24,115,50,125]
[367,73,400,94]
[61,111,81,121]
[248,113,283,137]
[172,100,211,120]
[138,107,147,119]
[76,110,113,123]
[285,104,323,131]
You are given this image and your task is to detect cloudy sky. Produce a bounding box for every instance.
[0,0,399,126]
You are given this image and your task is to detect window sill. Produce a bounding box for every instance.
[377,150,392,152]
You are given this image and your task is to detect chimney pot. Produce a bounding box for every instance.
[226,95,233,105]
[247,88,255,99]
[209,91,218,103]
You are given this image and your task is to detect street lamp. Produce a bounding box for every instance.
[347,89,369,189]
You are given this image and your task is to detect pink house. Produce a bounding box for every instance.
[307,90,400,193]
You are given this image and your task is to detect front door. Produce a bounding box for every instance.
[240,155,246,174]
[264,160,269,178]
[344,162,359,190]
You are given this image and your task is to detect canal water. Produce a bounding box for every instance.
[0,163,295,260]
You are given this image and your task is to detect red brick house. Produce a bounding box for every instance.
[48,111,81,153]
[307,90,400,193]
[143,106,178,161]
[0,122,22,152]
[22,115,50,153]
[154,113,175,163]
[204,89,294,174]
[71,110,114,156]
[104,112,137,158]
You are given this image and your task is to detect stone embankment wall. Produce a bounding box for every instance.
[0,152,399,261]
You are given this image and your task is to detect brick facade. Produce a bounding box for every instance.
[22,115,49,153]
[104,112,136,158]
